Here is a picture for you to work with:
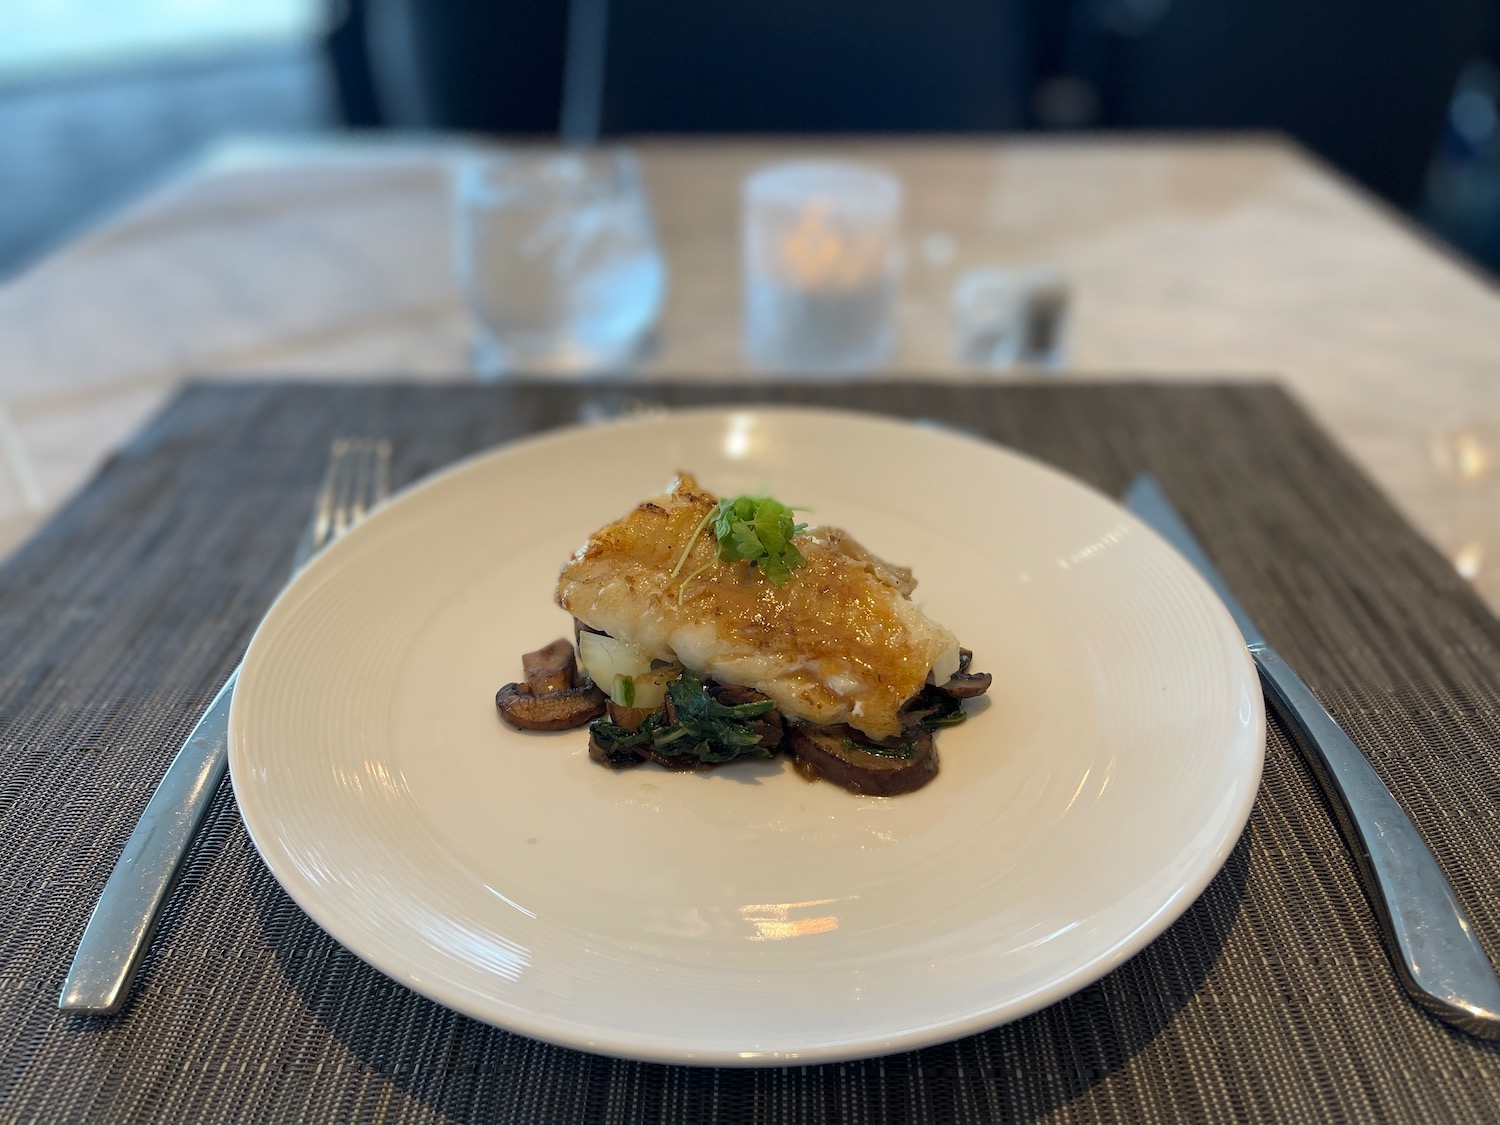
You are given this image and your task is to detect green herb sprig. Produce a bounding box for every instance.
[670,495,809,602]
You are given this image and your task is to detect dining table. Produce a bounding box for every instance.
[4,132,1500,1122]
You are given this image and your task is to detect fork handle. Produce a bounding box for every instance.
[60,669,238,1014]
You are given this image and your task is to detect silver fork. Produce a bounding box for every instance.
[59,437,392,1015]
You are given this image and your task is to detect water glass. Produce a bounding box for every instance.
[742,162,902,374]
[453,149,666,377]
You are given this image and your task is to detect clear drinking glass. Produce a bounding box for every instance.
[742,161,902,374]
[453,149,666,377]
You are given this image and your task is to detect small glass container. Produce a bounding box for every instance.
[952,268,1024,370]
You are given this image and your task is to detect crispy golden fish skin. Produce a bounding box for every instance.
[554,473,957,740]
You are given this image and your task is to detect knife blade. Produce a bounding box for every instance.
[1124,472,1500,1039]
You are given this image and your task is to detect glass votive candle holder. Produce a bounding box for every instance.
[742,161,902,374]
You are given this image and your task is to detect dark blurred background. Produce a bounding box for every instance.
[3,0,1498,279]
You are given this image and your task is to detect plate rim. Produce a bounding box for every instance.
[230,404,1266,1065]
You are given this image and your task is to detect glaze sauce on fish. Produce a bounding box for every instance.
[555,473,957,740]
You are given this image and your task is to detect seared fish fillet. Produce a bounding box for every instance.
[555,473,958,740]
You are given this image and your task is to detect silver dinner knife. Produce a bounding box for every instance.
[1124,473,1500,1038]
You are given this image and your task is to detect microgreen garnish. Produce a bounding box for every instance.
[670,494,809,603]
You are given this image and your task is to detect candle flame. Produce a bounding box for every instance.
[777,200,886,288]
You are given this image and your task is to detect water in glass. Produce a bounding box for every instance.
[455,149,665,377]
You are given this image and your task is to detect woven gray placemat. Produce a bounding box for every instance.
[4,379,1500,1124]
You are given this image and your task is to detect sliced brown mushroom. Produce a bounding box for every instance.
[496,682,606,731]
[786,722,938,796]
[705,682,771,707]
[934,648,992,699]
[935,670,992,699]
[495,638,606,731]
[633,743,704,771]
[522,638,578,695]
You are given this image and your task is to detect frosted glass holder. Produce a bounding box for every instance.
[742,162,902,375]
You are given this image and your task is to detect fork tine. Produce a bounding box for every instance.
[309,439,345,555]
[331,451,356,539]
[343,454,366,529]
[347,441,376,525]
[369,439,392,508]
[295,438,391,574]
[330,438,390,540]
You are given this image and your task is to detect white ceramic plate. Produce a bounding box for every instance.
[230,406,1263,1066]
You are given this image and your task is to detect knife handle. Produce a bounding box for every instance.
[59,669,238,1015]
[1253,644,1500,1037]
